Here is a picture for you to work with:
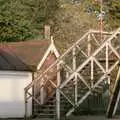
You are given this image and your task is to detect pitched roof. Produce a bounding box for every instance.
[0,40,50,71]
[0,49,30,71]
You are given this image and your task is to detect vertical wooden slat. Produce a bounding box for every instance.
[88,33,91,56]
[73,47,77,104]
[24,90,28,120]
[91,58,94,87]
[56,63,61,120]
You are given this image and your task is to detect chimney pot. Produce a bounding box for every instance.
[44,25,50,40]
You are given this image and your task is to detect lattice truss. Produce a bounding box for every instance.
[24,28,120,119]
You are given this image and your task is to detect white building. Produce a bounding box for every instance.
[0,39,59,118]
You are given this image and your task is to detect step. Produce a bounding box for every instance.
[38,110,56,112]
[34,113,56,118]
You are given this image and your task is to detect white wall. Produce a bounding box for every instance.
[0,71,32,118]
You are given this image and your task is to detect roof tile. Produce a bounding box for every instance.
[0,39,50,71]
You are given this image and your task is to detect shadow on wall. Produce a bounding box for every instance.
[0,101,31,118]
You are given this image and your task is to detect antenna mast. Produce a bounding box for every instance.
[100,0,103,40]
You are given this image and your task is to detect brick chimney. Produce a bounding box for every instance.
[44,25,51,40]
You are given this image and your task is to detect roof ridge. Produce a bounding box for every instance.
[0,39,50,46]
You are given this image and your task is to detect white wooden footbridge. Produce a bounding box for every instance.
[24,28,120,120]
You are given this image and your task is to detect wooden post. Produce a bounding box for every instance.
[73,47,77,104]
[66,71,69,79]
[40,78,45,105]
[88,33,94,87]
[91,58,94,87]
[106,43,110,96]
[106,43,109,73]
[88,33,91,56]
[24,90,28,120]
[56,63,61,120]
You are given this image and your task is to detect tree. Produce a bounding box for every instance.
[83,0,120,29]
[105,0,120,28]
[52,2,98,52]
[0,0,59,42]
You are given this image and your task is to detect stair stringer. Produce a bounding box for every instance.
[107,65,120,118]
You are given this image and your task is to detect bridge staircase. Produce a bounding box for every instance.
[24,28,120,120]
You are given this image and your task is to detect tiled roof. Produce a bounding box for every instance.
[0,39,50,71]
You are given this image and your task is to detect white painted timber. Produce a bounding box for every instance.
[0,71,32,118]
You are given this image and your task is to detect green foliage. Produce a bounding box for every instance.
[45,0,59,21]
[0,0,119,42]
[105,0,120,28]
[51,0,120,52]
[52,3,98,53]
[83,0,120,29]
[0,0,59,42]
